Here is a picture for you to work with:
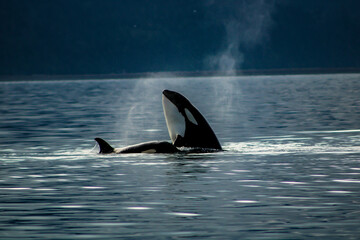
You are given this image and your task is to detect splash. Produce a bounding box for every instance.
[205,0,275,75]
[117,73,184,144]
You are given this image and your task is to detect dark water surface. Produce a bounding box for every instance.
[1,74,360,239]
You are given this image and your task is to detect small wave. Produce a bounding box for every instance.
[224,139,360,155]
[297,129,360,134]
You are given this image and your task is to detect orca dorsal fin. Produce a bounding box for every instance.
[95,138,114,153]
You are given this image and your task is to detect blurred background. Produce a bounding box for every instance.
[1,0,360,78]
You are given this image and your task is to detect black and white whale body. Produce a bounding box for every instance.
[95,89,221,154]
[162,90,222,150]
[95,138,179,154]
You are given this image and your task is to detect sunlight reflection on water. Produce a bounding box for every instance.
[1,74,360,239]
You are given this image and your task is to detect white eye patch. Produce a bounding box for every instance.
[185,108,198,125]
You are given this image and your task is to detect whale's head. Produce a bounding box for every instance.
[162,89,221,150]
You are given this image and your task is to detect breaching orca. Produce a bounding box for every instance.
[95,89,221,154]
[162,90,222,150]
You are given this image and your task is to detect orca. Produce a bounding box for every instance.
[94,89,222,154]
[95,138,179,154]
[162,90,222,150]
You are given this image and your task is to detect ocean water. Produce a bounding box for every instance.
[1,74,360,239]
